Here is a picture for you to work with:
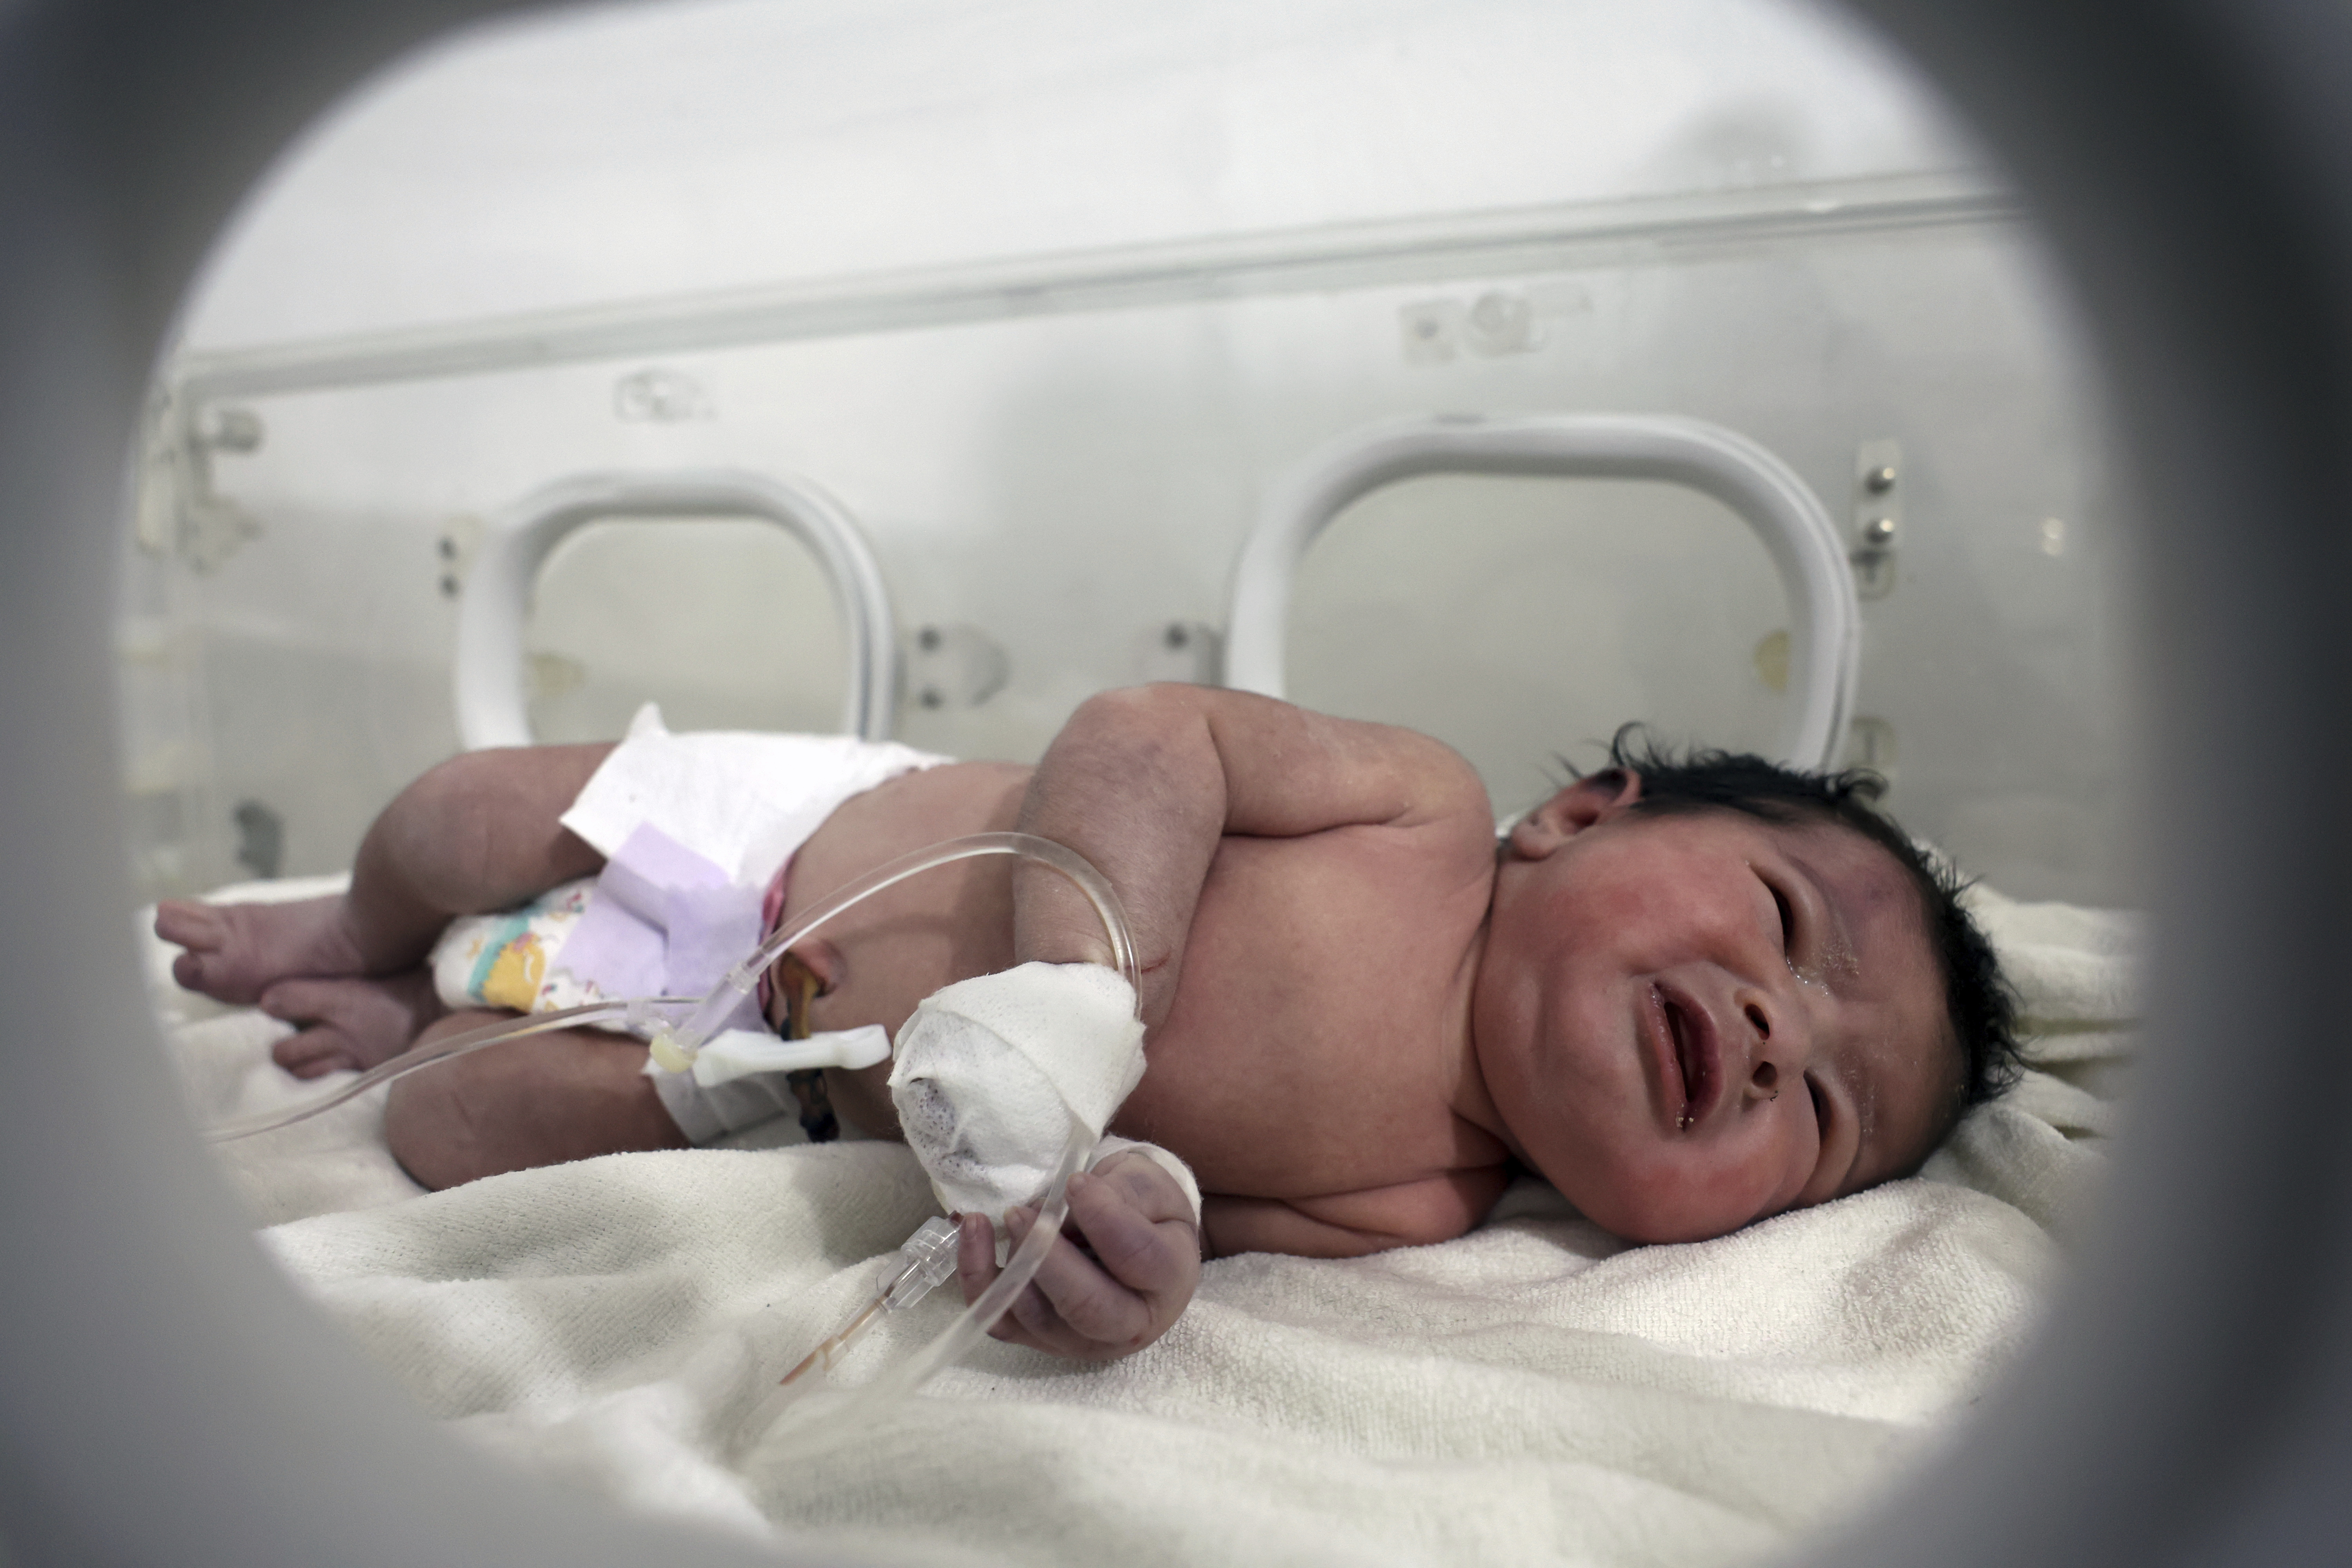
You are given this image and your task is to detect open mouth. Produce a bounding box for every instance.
[1659,989,1719,1132]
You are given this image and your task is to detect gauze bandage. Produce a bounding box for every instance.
[889,961,1147,1218]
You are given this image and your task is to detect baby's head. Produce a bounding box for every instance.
[1472,730,2021,1245]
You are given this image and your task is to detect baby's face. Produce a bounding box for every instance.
[1473,780,1956,1244]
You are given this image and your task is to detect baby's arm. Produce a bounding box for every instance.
[943,687,1481,1357]
[1011,684,1485,1024]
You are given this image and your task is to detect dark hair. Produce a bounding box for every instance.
[1576,726,2025,1150]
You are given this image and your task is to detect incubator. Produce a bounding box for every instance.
[34,0,2352,1565]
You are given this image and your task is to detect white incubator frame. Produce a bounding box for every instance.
[1224,412,1858,772]
[454,469,902,748]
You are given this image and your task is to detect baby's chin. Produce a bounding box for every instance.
[1505,1113,1783,1244]
[1539,1162,1775,1246]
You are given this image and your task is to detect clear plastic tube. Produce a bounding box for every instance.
[203,993,701,1142]
[651,829,1140,1069]
[201,831,1140,1450]
[768,1218,963,1390]
[730,1115,1094,1457]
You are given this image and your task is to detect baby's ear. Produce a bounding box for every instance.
[1508,768,1644,859]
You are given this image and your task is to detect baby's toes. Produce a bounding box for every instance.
[259,978,328,1023]
[259,977,430,1071]
[272,1028,357,1079]
[157,903,267,1002]
[170,949,211,993]
[153,899,224,950]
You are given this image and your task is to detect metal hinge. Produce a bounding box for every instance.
[1850,437,1901,600]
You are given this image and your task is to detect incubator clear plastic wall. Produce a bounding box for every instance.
[118,0,2134,911]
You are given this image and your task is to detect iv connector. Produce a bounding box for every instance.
[887,1217,962,1310]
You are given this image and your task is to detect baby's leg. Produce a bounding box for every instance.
[156,742,613,1004]
[153,893,367,1007]
[260,970,446,1078]
[382,1010,686,1189]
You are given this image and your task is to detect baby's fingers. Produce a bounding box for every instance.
[957,1209,1087,1351]
[1014,1208,1159,1349]
[1087,1152,1200,1227]
[952,1171,1199,1359]
[955,1211,1001,1307]
[1066,1169,1196,1297]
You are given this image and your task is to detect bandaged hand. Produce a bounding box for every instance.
[889,961,1147,1218]
[956,1148,1201,1361]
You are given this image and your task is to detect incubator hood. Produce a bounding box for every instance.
[124,0,2132,916]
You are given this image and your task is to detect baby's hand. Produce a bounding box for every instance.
[956,1149,1201,1361]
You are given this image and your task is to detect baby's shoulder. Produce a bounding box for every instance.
[1365,725,1492,825]
[1376,731,1503,870]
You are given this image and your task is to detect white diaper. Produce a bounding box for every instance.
[559,702,949,887]
[429,702,950,1144]
[889,961,1152,1219]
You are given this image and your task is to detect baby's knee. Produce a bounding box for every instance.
[374,755,496,883]
[378,746,603,907]
[383,1063,476,1190]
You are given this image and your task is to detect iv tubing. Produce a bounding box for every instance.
[649,829,1140,1068]
[208,829,1140,1142]
[204,830,1142,1441]
[203,994,701,1142]
[730,1116,1095,1454]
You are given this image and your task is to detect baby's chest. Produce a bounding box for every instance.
[1112,834,1498,1196]
[1112,1062,1470,1203]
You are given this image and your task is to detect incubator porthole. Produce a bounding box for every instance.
[1290,470,1796,803]
[104,0,2151,1561]
[523,514,848,742]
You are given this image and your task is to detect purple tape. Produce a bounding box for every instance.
[559,822,768,1033]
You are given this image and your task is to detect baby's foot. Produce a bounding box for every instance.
[261,971,446,1079]
[154,895,368,1005]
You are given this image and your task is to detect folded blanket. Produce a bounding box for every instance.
[148,878,2141,1567]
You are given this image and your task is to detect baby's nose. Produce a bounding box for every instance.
[1736,991,1802,1101]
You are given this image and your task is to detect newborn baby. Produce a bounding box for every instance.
[158,685,2020,1362]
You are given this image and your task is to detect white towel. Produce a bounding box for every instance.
[149,879,2140,1566]
[259,1147,2054,1564]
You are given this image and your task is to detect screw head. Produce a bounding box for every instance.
[1864,465,1897,494]
[1862,515,1898,546]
